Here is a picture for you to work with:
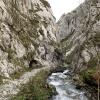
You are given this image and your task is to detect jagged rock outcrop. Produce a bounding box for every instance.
[0,0,58,99]
[0,0,57,78]
[56,0,100,72]
[56,1,100,99]
[55,1,100,99]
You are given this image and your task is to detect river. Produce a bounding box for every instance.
[47,70,88,100]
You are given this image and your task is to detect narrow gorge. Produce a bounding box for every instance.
[0,0,99,100]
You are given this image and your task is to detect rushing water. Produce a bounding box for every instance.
[47,70,88,100]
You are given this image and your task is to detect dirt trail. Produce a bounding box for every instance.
[0,66,50,100]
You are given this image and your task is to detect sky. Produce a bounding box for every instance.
[47,0,85,21]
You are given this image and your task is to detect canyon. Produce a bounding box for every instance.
[0,0,99,100]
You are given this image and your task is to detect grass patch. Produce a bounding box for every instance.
[10,68,29,79]
[79,68,96,81]
[0,75,7,85]
[11,70,55,100]
[79,67,100,87]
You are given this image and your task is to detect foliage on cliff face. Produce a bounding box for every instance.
[0,0,56,79]
[11,70,54,100]
[56,1,100,98]
[56,0,100,72]
[0,0,57,99]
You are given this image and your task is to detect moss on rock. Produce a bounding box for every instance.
[79,67,98,87]
[11,70,55,100]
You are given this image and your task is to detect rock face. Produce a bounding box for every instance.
[56,1,100,99]
[0,0,59,99]
[0,0,56,78]
[56,0,100,72]
[0,0,100,99]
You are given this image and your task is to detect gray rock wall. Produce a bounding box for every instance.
[56,0,100,72]
[0,0,57,78]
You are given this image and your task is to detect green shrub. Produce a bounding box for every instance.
[79,67,97,84]
[11,70,54,100]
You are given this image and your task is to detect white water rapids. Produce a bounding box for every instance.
[47,70,88,100]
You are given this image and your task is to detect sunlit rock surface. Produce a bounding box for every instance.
[0,0,57,77]
[0,0,57,99]
[56,0,100,71]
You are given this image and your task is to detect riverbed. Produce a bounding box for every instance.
[47,70,88,100]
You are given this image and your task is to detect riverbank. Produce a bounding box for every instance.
[10,66,99,100]
[10,69,55,100]
[10,65,67,100]
[49,67,99,100]
[72,68,99,100]
[47,70,89,100]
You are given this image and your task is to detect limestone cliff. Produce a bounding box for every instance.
[0,0,57,78]
[56,1,100,99]
[0,0,57,99]
[57,0,100,72]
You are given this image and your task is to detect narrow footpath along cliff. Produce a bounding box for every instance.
[0,0,100,100]
[0,0,59,99]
